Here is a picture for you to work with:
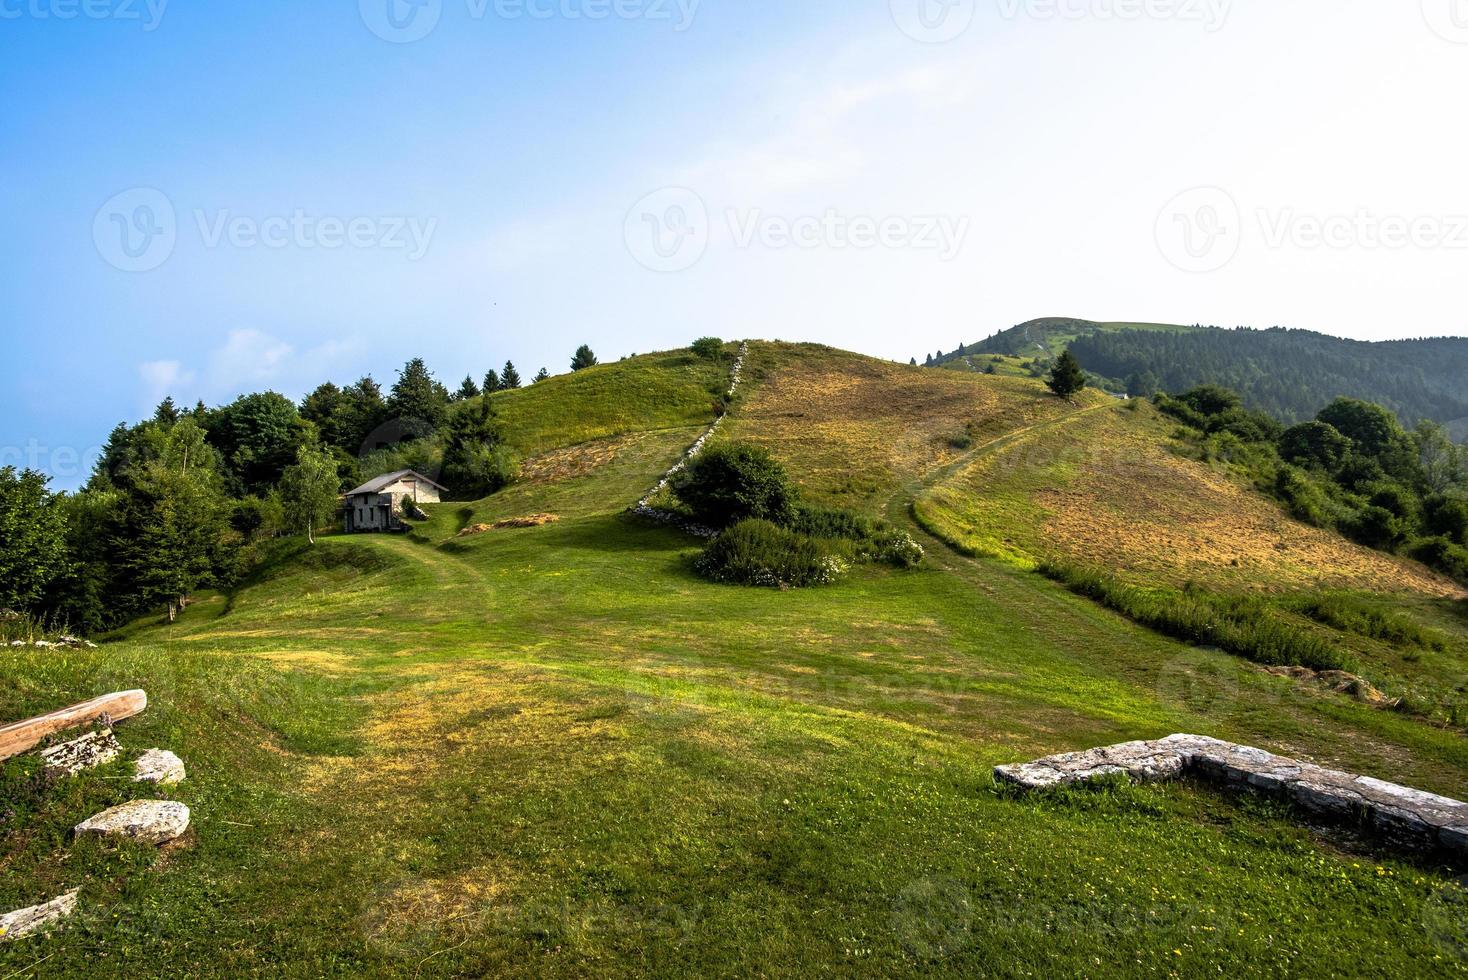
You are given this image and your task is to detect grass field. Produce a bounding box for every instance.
[2,343,1466,977]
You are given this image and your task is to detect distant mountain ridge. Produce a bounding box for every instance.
[928,318,1468,431]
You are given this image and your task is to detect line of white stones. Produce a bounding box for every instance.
[631,341,749,538]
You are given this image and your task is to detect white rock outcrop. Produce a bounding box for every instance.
[133,749,186,786]
[74,800,190,845]
[0,889,80,942]
[39,729,121,778]
[996,734,1468,855]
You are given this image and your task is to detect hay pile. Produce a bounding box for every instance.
[457,514,561,537]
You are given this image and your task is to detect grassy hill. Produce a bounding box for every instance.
[933,317,1197,364]
[3,344,1467,977]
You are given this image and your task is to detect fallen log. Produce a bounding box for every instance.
[0,691,147,763]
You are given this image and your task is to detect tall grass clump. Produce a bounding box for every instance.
[1278,593,1448,652]
[1037,560,1353,672]
[787,504,925,568]
[695,519,846,589]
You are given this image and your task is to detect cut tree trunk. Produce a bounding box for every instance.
[0,691,147,763]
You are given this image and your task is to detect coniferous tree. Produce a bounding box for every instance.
[482,368,501,394]
[534,368,549,383]
[1047,349,1087,399]
[456,375,481,401]
[571,345,598,372]
[388,358,449,430]
[501,361,522,389]
[153,397,180,426]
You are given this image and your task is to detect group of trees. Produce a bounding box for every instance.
[1,343,604,631]
[1157,386,1468,583]
[1069,327,1468,426]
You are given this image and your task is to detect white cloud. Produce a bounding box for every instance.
[136,330,361,409]
[137,360,197,408]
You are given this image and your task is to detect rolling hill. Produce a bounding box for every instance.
[3,343,1467,977]
[932,318,1468,430]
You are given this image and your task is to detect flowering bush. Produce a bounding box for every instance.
[694,520,845,589]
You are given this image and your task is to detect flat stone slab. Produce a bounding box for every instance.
[74,800,190,846]
[0,889,79,942]
[40,729,120,778]
[996,734,1468,856]
[133,749,186,786]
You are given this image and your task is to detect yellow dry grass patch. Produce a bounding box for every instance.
[518,433,641,485]
[926,404,1467,597]
[728,345,1076,511]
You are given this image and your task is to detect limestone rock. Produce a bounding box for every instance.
[996,733,1468,856]
[40,729,120,777]
[0,889,80,942]
[75,800,190,845]
[133,749,186,786]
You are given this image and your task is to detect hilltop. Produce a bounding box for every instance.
[931,317,1468,428]
[3,343,1467,977]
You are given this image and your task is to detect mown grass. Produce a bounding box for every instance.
[3,343,1467,977]
[486,350,727,458]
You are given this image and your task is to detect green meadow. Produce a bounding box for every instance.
[2,344,1466,977]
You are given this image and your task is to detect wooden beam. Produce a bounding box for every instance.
[0,691,147,763]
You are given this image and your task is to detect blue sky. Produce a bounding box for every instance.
[4,0,1468,488]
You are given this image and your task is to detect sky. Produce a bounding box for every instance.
[3,0,1467,489]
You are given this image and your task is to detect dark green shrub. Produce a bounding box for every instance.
[787,504,924,567]
[1407,536,1468,584]
[694,519,845,588]
[672,443,797,528]
[1274,465,1335,528]
[1279,421,1352,472]
[691,337,725,361]
[1424,494,1468,545]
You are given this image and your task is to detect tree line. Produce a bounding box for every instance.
[0,344,602,631]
